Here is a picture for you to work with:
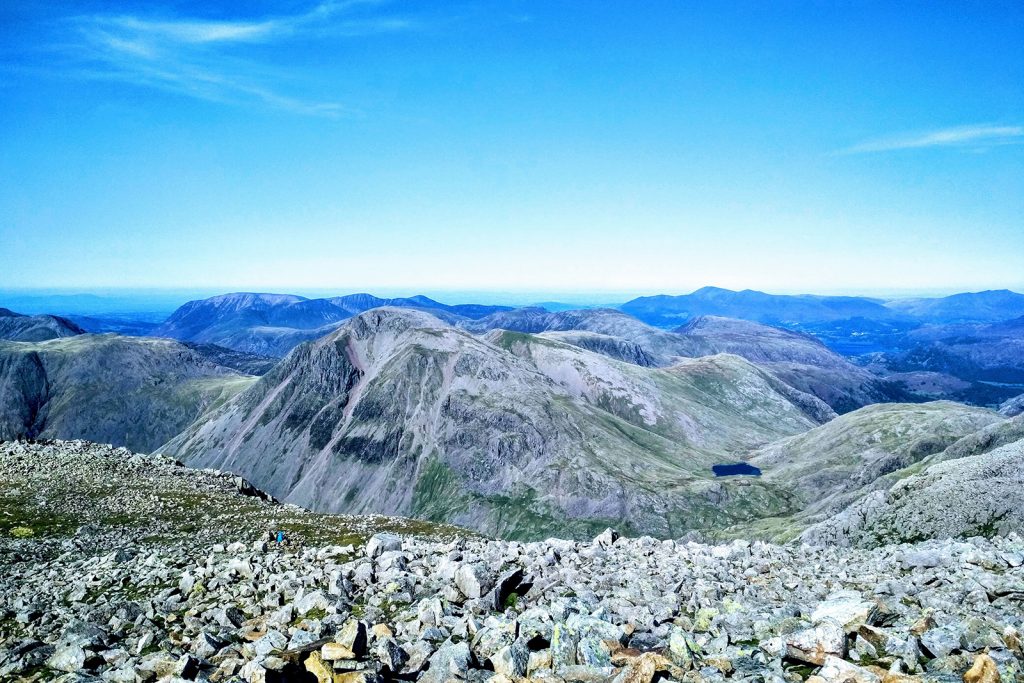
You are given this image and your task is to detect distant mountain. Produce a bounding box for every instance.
[620,287,898,328]
[151,291,514,356]
[0,308,84,342]
[862,316,1024,405]
[462,309,901,412]
[0,334,256,452]
[884,289,1024,323]
[673,316,910,413]
[164,308,830,539]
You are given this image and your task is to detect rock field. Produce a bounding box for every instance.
[1,440,1022,682]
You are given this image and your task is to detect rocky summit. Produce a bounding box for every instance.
[2,440,1023,683]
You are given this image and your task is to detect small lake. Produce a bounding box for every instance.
[712,462,762,477]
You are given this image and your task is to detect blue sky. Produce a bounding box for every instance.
[1,0,1022,296]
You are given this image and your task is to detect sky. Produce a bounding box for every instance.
[1,0,1022,297]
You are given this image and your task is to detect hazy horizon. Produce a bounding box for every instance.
[3,283,1023,318]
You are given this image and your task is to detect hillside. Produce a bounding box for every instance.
[674,316,908,412]
[466,310,901,412]
[801,433,1024,547]
[0,334,257,452]
[459,307,703,364]
[749,402,1002,514]
[0,308,84,342]
[164,308,830,540]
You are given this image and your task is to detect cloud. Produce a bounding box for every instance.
[60,1,415,115]
[841,125,1024,154]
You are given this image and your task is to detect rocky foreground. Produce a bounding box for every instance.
[2,442,1023,683]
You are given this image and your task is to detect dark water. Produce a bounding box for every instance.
[712,462,762,477]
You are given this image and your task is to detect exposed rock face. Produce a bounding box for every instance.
[0,334,256,451]
[2,441,1022,683]
[164,308,829,540]
[534,330,658,367]
[0,307,84,342]
[180,341,279,376]
[673,316,909,413]
[801,435,1024,547]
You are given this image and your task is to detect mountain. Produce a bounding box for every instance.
[748,402,1003,519]
[800,429,1024,547]
[0,334,256,452]
[179,342,279,376]
[164,308,831,540]
[464,310,901,412]
[862,315,1024,405]
[619,286,898,328]
[459,307,704,364]
[0,307,84,342]
[151,292,513,356]
[672,316,909,413]
[884,289,1024,323]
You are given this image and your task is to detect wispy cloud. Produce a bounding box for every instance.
[59,1,416,116]
[841,124,1024,154]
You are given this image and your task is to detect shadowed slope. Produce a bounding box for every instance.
[0,334,256,451]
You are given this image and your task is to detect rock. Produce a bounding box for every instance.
[421,642,472,683]
[811,591,875,633]
[295,590,330,615]
[490,567,525,611]
[594,528,619,548]
[920,625,963,659]
[254,630,288,657]
[365,533,402,558]
[331,620,368,659]
[305,651,335,683]
[786,620,846,665]
[47,643,87,672]
[490,642,529,678]
[610,652,667,683]
[455,564,492,600]
[175,653,200,680]
[372,637,408,672]
[191,632,224,659]
[817,655,881,682]
[963,653,1001,683]
[668,628,695,669]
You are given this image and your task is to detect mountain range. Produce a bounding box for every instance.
[1,285,1023,541]
[164,308,831,539]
